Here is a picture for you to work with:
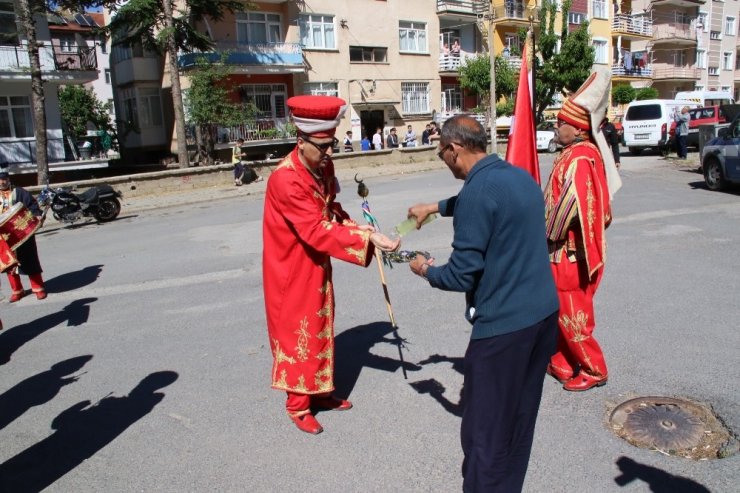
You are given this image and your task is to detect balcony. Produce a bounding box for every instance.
[437,0,488,16]
[439,51,479,72]
[209,118,295,144]
[612,14,653,38]
[652,23,698,46]
[178,42,304,74]
[652,67,700,80]
[492,3,539,26]
[611,64,653,79]
[0,44,97,81]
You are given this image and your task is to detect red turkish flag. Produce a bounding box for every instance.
[505,44,540,184]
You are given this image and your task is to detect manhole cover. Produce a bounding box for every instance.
[610,396,736,460]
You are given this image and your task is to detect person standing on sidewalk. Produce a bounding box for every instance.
[407,115,559,492]
[674,106,690,159]
[544,67,622,391]
[0,169,46,302]
[262,95,399,435]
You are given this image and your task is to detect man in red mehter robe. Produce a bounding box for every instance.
[262,96,399,434]
[543,67,622,392]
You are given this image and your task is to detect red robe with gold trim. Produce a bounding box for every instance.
[543,140,611,377]
[262,148,374,396]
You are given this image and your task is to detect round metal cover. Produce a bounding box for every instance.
[609,396,734,460]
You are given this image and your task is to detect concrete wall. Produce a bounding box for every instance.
[25,146,439,198]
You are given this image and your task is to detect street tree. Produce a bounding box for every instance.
[458,54,517,116]
[534,0,595,122]
[185,55,257,165]
[612,84,636,105]
[108,0,248,168]
[635,87,659,100]
[58,85,115,143]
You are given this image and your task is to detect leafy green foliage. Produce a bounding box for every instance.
[635,87,659,100]
[612,84,636,105]
[534,0,594,121]
[458,54,516,109]
[185,55,249,127]
[58,85,115,140]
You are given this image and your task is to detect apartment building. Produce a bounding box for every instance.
[0,0,99,172]
[694,0,740,98]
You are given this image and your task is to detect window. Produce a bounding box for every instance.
[236,12,281,44]
[138,88,163,127]
[721,85,731,92]
[698,13,708,32]
[568,12,585,25]
[0,96,33,139]
[592,39,608,64]
[111,42,157,63]
[441,83,462,112]
[304,82,338,97]
[401,82,429,114]
[59,34,76,53]
[726,17,735,35]
[121,88,138,127]
[238,84,287,119]
[696,50,706,69]
[710,31,721,40]
[675,12,690,25]
[708,67,719,76]
[107,99,114,115]
[723,51,733,70]
[0,1,17,46]
[592,0,607,19]
[695,85,704,91]
[299,14,335,50]
[104,69,111,84]
[399,21,427,53]
[349,46,387,63]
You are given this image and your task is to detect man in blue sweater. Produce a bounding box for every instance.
[407,115,559,493]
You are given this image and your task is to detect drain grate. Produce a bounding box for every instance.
[609,396,735,460]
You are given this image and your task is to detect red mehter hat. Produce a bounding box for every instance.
[287,95,347,137]
[558,98,590,131]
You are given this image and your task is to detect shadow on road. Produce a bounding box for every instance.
[45,265,103,294]
[409,354,464,417]
[333,321,421,399]
[0,371,179,493]
[0,355,93,431]
[614,456,710,492]
[0,298,97,365]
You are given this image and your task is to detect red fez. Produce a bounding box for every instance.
[287,95,347,137]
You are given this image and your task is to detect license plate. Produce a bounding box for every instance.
[635,133,650,140]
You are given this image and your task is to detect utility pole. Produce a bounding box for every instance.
[487,2,497,154]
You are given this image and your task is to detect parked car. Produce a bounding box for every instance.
[668,104,740,149]
[536,121,559,153]
[700,115,740,191]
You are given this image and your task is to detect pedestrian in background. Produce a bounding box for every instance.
[343,130,354,152]
[600,116,621,169]
[674,106,690,159]
[421,123,432,145]
[407,115,559,492]
[361,134,371,151]
[404,125,417,147]
[386,127,399,148]
[372,127,384,150]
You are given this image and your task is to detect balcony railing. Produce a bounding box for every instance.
[178,42,303,70]
[492,3,538,22]
[652,67,700,80]
[439,51,477,71]
[612,14,653,37]
[436,0,488,16]
[611,64,653,78]
[209,118,295,144]
[652,23,697,42]
[0,45,97,72]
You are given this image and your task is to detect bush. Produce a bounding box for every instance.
[612,84,636,105]
[635,87,659,101]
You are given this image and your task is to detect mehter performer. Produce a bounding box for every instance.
[261,95,399,434]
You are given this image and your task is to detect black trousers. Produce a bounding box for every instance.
[461,311,558,493]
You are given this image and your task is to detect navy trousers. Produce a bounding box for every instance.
[461,311,558,493]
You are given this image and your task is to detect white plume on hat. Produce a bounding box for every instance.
[569,66,622,197]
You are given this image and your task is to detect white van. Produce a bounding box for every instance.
[674,90,734,107]
[623,99,698,155]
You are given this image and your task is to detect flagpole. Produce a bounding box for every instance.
[529,16,536,126]
[488,4,497,154]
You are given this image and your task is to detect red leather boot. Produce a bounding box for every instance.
[290,412,323,434]
[563,372,608,392]
[7,272,25,303]
[312,395,353,411]
[29,273,46,300]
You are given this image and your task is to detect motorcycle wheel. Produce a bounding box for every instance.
[53,212,62,222]
[94,198,121,222]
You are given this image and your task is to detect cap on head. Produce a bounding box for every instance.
[558,98,590,131]
[287,95,347,138]
[0,168,9,179]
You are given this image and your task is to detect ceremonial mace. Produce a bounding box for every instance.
[355,174,408,379]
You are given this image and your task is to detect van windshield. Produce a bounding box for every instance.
[626,105,661,120]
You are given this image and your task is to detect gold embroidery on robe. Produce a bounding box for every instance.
[275,369,288,388]
[345,246,366,265]
[586,176,595,242]
[294,317,311,362]
[294,374,308,393]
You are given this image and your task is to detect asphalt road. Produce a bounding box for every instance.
[0,149,738,492]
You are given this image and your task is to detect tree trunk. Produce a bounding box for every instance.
[17,0,49,185]
[162,0,190,168]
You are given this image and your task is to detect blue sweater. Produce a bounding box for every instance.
[425,154,559,339]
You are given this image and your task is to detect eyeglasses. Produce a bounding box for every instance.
[303,137,339,154]
[556,119,571,128]
[437,142,462,160]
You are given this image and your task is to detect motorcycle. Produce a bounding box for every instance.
[38,184,123,224]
